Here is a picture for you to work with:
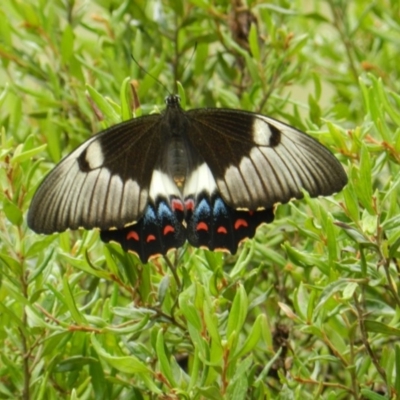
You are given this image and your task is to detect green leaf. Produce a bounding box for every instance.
[86,84,121,125]
[364,320,400,336]
[395,344,400,395]
[203,293,221,344]
[177,81,187,109]
[62,275,87,325]
[226,365,248,400]
[11,143,47,164]
[315,279,357,313]
[54,356,98,373]
[25,235,58,258]
[358,143,374,214]
[91,334,155,378]
[284,244,330,274]
[120,76,133,121]
[61,24,74,64]
[60,252,109,279]
[3,199,22,225]
[360,389,388,400]
[156,329,176,386]
[227,284,248,341]
[230,314,265,361]
[292,281,309,321]
[179,296,202,331]
[343,182,360,222]
[248,23,260,61]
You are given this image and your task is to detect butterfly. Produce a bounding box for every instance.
[28,95,347,263]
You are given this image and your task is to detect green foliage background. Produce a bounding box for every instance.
[1,0,400,399]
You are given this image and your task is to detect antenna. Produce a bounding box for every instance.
[131,44,197,95]
[182,42,197,77]
[131,55,171,95]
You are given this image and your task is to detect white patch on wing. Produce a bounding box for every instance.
[120,179,145,224]
[238,155,265,202]
[77,168,102,224]
[84,140,104,169]
[61,164,88,228]
[183,163,217,199]
[252,146,300,203]
[90,168,112,224]
[252,117,274,146]
[149,169,181,201]
[222,164,251,204]
[104,174,124,225]
[216,178,229,202]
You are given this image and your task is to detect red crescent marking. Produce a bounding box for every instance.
[234,219,248,230]
[196,222,208,232]
[163,225,175,235]
[127,231,139,241]
[171,199,184,211]
[185,199,195,211]
[217,226,227,234]
[146,234,156,243]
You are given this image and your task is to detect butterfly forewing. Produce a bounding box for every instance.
[185,109,347,209]
[28,114,163,233]
[28,95,347,262]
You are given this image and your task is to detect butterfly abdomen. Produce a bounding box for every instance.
[162,137,190,188]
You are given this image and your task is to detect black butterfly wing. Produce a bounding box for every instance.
[184,108,348,210]
[180,107,347,255]
[28,114,163,233]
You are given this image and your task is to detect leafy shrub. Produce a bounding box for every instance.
[0,1,399,399]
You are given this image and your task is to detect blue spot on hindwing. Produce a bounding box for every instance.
[157,201,175,221]
[194,198,212,219]
[142,204,157,224]
[213,197,228,217]
[157,201,178,224]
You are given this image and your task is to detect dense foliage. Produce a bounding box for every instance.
[0,0,400,399]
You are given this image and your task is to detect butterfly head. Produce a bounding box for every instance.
[165,95,181,108]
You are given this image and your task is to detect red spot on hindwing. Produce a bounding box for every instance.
[217,226,228,234]
[185,198,195,211]
[171,198,184,211]
[196,222,208,232]
[146,235,156,243]
[163,225,175,235]
[234,219,248,230]
[127,231,139,241]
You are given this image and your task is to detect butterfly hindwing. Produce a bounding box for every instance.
[101,196,186,263]
[186,192,274,254]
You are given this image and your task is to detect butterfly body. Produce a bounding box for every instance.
[28,95,347,262]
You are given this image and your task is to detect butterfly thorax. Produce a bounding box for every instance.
[160,96,192,188]
[162,95,186,137]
